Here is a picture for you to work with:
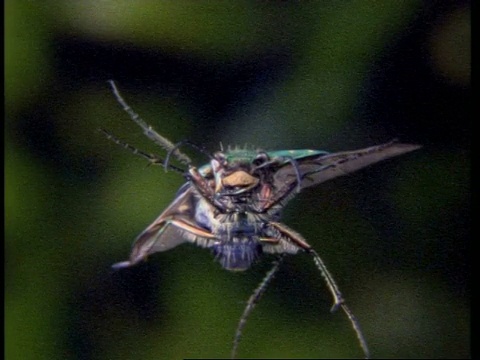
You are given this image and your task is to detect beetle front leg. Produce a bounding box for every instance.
[188,166,217,202]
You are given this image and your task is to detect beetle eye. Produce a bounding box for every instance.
[252,152,269,167]
[214,152,227,164]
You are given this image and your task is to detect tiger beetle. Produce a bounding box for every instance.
[103,81,421,359]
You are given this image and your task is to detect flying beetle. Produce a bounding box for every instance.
[103,81,421,359]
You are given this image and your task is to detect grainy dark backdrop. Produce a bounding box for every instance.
[6,1,470,359]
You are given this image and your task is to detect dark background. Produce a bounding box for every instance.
[6,1,470,359]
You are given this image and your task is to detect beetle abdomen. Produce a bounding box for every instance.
[211,238,262,271]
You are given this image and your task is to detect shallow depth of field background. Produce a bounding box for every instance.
[6,1,470,359]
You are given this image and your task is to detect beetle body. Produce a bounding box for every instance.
[104,81,421,359]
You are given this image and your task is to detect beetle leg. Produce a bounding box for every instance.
[268,221,312,250]
[188,166,216,201]
[231,255,285,359]
[258,237,280,244]
[265,222,370,359]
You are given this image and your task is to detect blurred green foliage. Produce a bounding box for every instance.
[6,1,470,359]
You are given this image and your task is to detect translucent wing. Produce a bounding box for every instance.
[113,183,214,269]
[273,141,421,191]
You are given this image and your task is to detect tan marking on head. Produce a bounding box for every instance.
[222,170,259,188]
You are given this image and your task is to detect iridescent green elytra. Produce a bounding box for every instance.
[103,81,420,359]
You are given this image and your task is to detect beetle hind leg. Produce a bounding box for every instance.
[230,255,285,359]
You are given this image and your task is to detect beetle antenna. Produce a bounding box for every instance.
[231,255,285,359]
[309,249,370,359]
[108,80,192,166]
[164,140,212,172]
[99,129,186,173]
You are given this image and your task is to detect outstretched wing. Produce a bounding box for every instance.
[273,141,421,191]
[112,183,214,269]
